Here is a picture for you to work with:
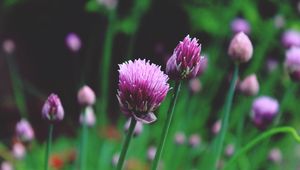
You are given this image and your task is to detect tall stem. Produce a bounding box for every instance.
[224,126,300,169]
[99,9,116,125]
[79,108,88,170]
[151,81,182,170]
[44,124,54,170]
[116,118,137,170]
[211,64,239,169]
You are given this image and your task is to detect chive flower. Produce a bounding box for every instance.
[238,74,259,96]
[228,32,253,63]
[230,18,251,34]
[77,85,96,106]
[117,59,169,124]
[251,96,279,129]
[166,35,206,80]
[42,94,64,122]
[16,119,35,142]
[284,47,300,81]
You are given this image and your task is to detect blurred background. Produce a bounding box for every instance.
[0,0,300,169]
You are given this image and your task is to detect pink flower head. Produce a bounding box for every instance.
[77,85,96,106]
[238,74,259,96]
[2,39,15,54]
[188,134,201,148]
[15,119,34,142]
[65,33,81,52]
[12,143,26,160]
[189,78,202,94]
[166,35,206,80]
[147,146,157,161]
[174,132,186,145]
[228,32,253,63]
[251,96,279,130]
[1,161,13,170]
[124,118,143,137]
[281,29,300,48]
[284,47,300,81]
[117,59,169,124]
[212,119,221,135]
[42,94,64,122]
[225,144,235,157]
[268,148,282,164]
[230,18,251,34]
[79,106,96,127]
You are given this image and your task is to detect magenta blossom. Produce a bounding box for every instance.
[117,59,169,124]
[251,96,279,130]
[16,119,34,142]
[42,94,64,121]
[166,35,206,80]
[284,47,300,81]
[230,18,251,34]
[281,29,300,48]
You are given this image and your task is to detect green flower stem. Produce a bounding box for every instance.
[211,64,239,169]
[5,54,28,118]
[151,81,182,170]
[79,107,88,170]
[116,118,137,170]
[224,126,300,169]
[99,9,116,125]
[44,124,54,170]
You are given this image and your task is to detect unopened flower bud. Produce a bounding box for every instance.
[79,106,96,127]
[230,18,251,34]
[147,146,156,161]
[251,96,279,130]
[268,148,282,164]
[238,74,259,96]
[12,143,26,160]
[77,85,96,106]
[124,118,143,137]
[15,119,34,142]
[188,134,201,148]
[174,132,186,145]
[166,35,206,80]
[228,32,253,63]
[281,30,300,48]
[284,47,300,81]
[42,94,64,122]
[65,33,81,52]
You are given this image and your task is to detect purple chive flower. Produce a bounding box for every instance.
[77,85,96,106]
[1,161,13,170]
[42,94,64,122]
[15,119,34,142]
[251,96,279,130]
[79,106,96,127]
[189,78,202,94]
[225,144,235,157]
[174,132,186,145]
[147,146,157,161]
[2,39,15,54]
[238,74,259,96]
[281,29,300,48]
[284,47,300,81]
[12,143,26,160]
[188,134,201,148]
[212,119,221,135]
[230,18,251,35]
[266,58,278,73]
[268,148,282,164]
[124,118,143,137]
[97,0,117,10]
[228,32,253,63]
[117,59,169,124]
[166,35,206,80]
[65,33,81,52]
[274,15,285,29]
